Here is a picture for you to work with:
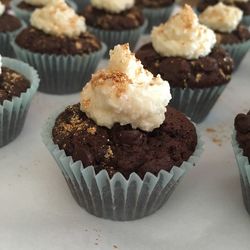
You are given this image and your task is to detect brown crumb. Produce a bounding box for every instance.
[113,245,118,249]
[206,128,216,133]
[212,138,222,146]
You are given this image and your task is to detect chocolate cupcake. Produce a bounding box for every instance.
[12,0,106,94]
[199,2,250,69]
[233,110,250,214]
[11,0,76,23]
[0,1,23,57]
[136,5,234,123]
[82,0,147,57]
[136,0,175,33]
[42,44,203,221]
[0,54,39,147]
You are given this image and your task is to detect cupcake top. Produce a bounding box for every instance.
[0,1,5,15]
[91,0,135,13]
[80,44,171,132]
[30,0,86,37]
[151,5,216,59]
[23,0,50,7]
[199,3,243,33]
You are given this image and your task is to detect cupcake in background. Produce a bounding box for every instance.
[11,0,76,23]
[82,0,147,56]
[0,1,24,57]
[73,0,89,12]
[12,0,106,94]
[0,54,39,147]
[199,2,250,69]
[136,0,175,33]
[136,5,234,123]
[232,110,250,215]
[42,43,203,221]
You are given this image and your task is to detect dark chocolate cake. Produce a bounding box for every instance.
[0,13,22,32]
[136,0,174,8]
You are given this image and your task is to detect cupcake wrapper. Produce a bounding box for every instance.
[222,40,250,70]
[142,5,174,33]
[41,109,203,221]
[87,20,148,57]
[0,57,39,147]
[12,41,106,94]
[11,0,77,24]
[73,0,89,12]
[242,15,250,26]
[169,84,227,123]
[232,131,250,214]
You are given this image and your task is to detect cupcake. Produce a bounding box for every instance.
[136,0,175,33]
[136,5,234,123]
[82,0,147,56]
[12,0,106,94]
[11,0,76,23]
[42,44,203,221]
[0,54,39,147]
[197,0,250,26]
[233,110,250,214]
[199,3,250,69]
[0,1,23,57]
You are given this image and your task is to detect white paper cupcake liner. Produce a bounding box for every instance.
[222,39,250,70]
[169,84,227,123]
[0,57,39,147]
[41,108,203,221]
[12,41,106,94]
[142,4,174,33]
[87,20,148,57]
[232,131,250,214]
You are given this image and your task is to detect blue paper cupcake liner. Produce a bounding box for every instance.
[242,15,250,26]
[142,4,174,33]
[232,131,250,214]
[222,39,250,70]
[73,0,89,12]
[87,20,148,57]
[0,57,39,147]
[41,108,203,221]
[169,84,227,123]
[12,41,106,94]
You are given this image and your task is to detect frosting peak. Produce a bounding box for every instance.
[199,3,243,33]
[80,44,172,132]
[151,5,216,59]
[91,0,134,13]
[30,0,86,37]
[23,0,50,7]
[0,1,5,16]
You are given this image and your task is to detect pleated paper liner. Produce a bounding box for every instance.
[169,84,227,123]
[142,4,174,33]
[12,42,106,94]
[87,20,148,58]
[222,39,250,70]
[41,108,203,221]
[242,15,250,26]
[73,0,89,12]
[232,131,250,214]
[0,57,39,147]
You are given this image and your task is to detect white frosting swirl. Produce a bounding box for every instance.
[199,3,243,33]
[0,1,5,16]
[80,44,172,132]
[151,5,216,59]
[23,0,50,7]
[91,0,134,13]
[30,0,86,37]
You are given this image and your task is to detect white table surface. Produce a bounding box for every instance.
[0,40,250,250]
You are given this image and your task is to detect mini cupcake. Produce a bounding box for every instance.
[136,5,234,123]
[232,110,250,214]
[12,0,106,94]
[136,0,175,33]
[11,0,76,23]
[42,44,203,221]
[197,0,250,26]
[0,1,23,57]
[199,3,250,69]
[82,0,147,56]
[0,54,39,147]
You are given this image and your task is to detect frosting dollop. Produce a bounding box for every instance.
[91,0,134,13]
[0,1,5,16]
[30,0,86,37]
[80,44,172,132]
[151,4,216,59]
[199,3,243,33]
[23,0,50,7]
